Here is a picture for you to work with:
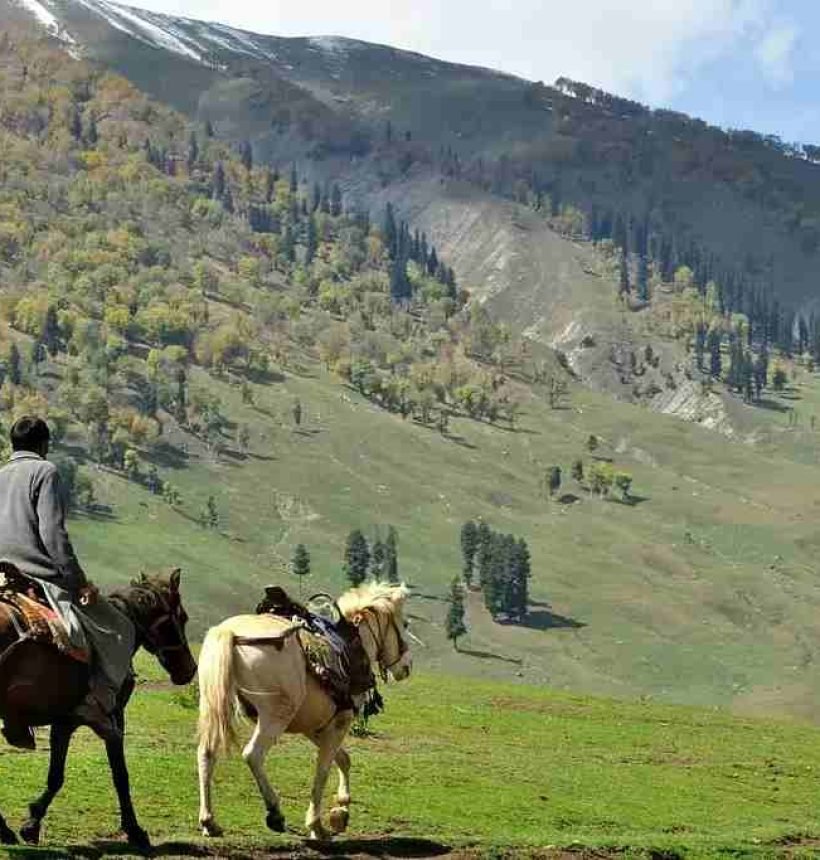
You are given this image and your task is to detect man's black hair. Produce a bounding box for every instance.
[10,416,50,453]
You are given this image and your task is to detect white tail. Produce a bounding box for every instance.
[198,624,239,755]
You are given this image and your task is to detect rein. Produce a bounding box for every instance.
[359,608,406,677]
[110,588,186,659]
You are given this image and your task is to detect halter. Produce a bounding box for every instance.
[359,607,407,678]
[114,586,188,660]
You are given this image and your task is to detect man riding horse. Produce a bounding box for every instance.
[0,416,133,745]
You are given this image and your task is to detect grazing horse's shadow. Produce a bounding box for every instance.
[45,836,452,859]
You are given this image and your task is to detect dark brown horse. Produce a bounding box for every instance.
[0,568,196,850]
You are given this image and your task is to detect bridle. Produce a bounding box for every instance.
[359,607,407,679]
[114,587,189,662]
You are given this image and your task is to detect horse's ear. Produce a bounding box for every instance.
[169,567,181,591]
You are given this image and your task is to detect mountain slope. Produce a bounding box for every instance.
[6,0,820,321]
[7,9,820,722]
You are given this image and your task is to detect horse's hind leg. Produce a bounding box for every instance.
[328,746,351,835]
[242,713,288,833]
[20,722,75,845]
[307,712,353,841]
[198,742,223,837]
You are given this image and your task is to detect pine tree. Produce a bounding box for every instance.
[460,521,479,587]
[708,330,722,378]
[205,495,219,530]
[239,140,253,172]
[636,255,649,301]
[385,526,399,583]
[330,184,343,217]
[212,161,225,200]
[289,166,298,194]
[571,459,584,483]
[187,131,199,172]
[343,530,370,586]
[8,343,21,386]
[292,543,311,598]
[383,203,398,259]
[505,538,530,621]
[619,251,630,295]
[546,466,562,497]
[371,538,386,580]
[43,305,60,356]
[305,216,318,266]
[445,577,467,649]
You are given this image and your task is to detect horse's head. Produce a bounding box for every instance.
[340,583,413,682]
[123,568,197,685]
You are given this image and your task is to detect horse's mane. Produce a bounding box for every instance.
[337,581,409,620]
[109,572,175,623]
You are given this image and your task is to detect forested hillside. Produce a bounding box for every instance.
[0,30,529,478]
[9,0,818,320]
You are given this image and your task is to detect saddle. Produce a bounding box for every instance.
[0,563,88,663]
[256,586,376,712]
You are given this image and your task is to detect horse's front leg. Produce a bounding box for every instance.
[20,722,75,844]
[307,712,352,841]
[103,712,151,851]
[328,746,352,835]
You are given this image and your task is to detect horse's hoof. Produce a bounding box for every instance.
[307,821,331,842]
[265,808,286,833]
[19,819,39,845]
[328,806,349,834]
[125,825,151,852]
[201,818,224,838]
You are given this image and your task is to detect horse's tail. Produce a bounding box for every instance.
[197,623,239,756]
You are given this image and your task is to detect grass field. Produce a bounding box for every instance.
[61,331,820,720]
[1,662,820,858]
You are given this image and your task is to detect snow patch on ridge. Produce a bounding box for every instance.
[13,0,76,44]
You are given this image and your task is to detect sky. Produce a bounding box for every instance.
[128,0,820,144]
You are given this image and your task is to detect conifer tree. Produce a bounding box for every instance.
[506,538,530,621]
[212,161,225,200]
[330,184,343,217]
[343,530,370,586]
[8,343,21,386]
[43,306,60,356]
[305,216,318,266]
[187,131,199,172]
[371,538,386,580]
[445,576,467,650]
[383,203,398,259]
[385,526,399,583]
[292,543,311,597]
[460,521,479,587]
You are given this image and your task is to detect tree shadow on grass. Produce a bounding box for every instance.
[442,433,476,450]
[143,442,189,471]
[609,494,650,507]
[515,610,586,631]
[458,647,522,665]
[756,398,791,413]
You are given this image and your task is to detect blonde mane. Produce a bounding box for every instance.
[337,581,410,620]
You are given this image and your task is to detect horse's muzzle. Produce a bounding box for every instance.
[169,653,198,686]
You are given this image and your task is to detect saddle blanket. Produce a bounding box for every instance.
[0,589,89,663]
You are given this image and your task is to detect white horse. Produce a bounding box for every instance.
[197,582,412,841]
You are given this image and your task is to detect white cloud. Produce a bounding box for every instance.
[125,0,796,105]
[754,22,798,87]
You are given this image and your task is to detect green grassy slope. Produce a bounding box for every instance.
[2,666,820,857]
[66,328,820,719]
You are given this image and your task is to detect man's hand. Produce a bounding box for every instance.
[77,583,99,607]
